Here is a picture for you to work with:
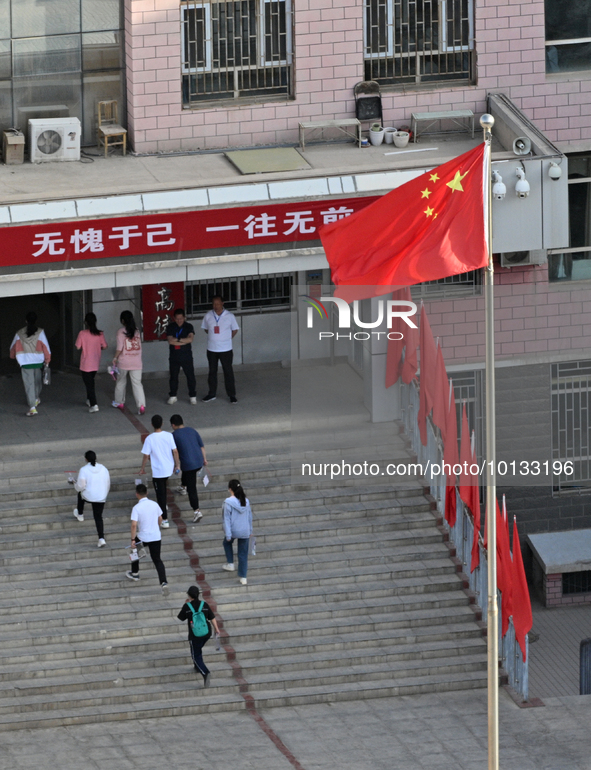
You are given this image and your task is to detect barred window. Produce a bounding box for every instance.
[545,0,591,73]
[551,360,591,492]
[364,0,474,87]
[186,272,294,316]
[181,0,293,105]
[411,270,481,299]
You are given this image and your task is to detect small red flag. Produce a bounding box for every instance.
[417,306,437,446]
[444,484,457,528]
[400,313,418,384]
[511,517,532,661]
[431,342,448,443]
[321,144,488,295]
[385,287,409,388]
[499,496,513,638]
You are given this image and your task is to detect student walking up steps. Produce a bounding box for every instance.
[73,451,110,548]
[127,484,169,595]
[177,585,220,688]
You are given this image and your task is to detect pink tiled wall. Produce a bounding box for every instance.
[124,0,591,153]
[423,261,591,367]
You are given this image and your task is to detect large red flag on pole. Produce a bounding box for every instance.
[417,305,437,446]
[512,516,533,661]
[320,144,488,297]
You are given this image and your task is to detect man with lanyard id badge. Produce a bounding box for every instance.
[201,295,240,404]
[166,308,197,405]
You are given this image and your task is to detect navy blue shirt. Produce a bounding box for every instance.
[166,321,195,359]
[173,426,204,471]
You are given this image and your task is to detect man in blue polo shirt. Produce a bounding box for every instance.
[170,414,208,523]
[166,308,197,405]
[201,295,240,404]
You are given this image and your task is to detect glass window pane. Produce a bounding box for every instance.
[14,72,82,133]
[13,35,81,77]
[0,80,12,128]
[0,40,10,79]
[545,0,591,42]
[0,0,9,37]
[82,31,122,70]
[546,41,591,73]
[82,0,121,32]
[82,70,123,145]
[12,0,81,38]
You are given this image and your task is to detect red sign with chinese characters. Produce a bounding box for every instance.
[142,283,186,342]
[0,197,379,268]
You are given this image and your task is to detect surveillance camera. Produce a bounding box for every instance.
[549,161,562,181]
[515,167,530,198]
[491,171,506,200]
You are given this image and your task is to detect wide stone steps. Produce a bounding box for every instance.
[0,418,487,730]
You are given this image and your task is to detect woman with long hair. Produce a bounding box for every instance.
[75,312,107,413]
[112,310,146,415]
[9,311,51,416]
[73,450,111,548]
[222,479,253,585]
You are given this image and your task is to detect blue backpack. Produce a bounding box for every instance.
[188,600,209,637]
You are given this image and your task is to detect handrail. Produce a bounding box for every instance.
[399,378,529,701]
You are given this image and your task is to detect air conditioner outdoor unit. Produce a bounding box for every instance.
[29,117,81,163]
[500,249,547,268]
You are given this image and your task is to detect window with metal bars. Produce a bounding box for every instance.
[181,0,292,105]
[551,360,591,492]
[411,270,481,299]
[185,272,294,316]
[364,0,474,87]
[563,570,591,594]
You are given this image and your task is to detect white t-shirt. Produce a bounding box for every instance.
[201,309,239,353]
[141,431,177,478]
[131,497,162,542]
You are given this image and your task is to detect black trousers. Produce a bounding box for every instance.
[189,636,210,676]
[181,468,201,511]
[152,477,168,519]
[77,492,105,539]
[169,356,196,398]
[207,349,235,398]
[81,370,97,406]
[131,538,167,584]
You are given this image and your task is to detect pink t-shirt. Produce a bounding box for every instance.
[75,329,107,372]
[116,328,143,370]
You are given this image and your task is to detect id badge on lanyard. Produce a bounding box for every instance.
[213,312,221,334]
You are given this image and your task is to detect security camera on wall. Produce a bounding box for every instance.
[549,161,562,181]
[492,170,506,200]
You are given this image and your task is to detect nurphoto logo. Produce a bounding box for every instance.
[302,295,418,341]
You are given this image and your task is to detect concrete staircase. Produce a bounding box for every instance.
[0,420,486,730]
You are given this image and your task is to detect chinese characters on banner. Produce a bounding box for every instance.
[0,197,379,269]
[142,283,186,342]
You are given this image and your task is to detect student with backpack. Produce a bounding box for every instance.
[177,585,220,688]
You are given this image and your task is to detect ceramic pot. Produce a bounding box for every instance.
[393,131,410,148]
[384,127,397,144]
[369,127,384,146]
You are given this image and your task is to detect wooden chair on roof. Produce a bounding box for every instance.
[97,100,127,158]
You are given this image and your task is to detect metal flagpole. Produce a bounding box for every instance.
[480,113,499,770]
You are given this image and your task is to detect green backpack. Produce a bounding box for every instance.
[188,600,209,637]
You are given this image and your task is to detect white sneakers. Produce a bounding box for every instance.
[239,578,248,585]
[193,510,203,523]
[167,396,178,405]
[89,405,99,413]
[176,486,187,495]
[161,520,170,528]
[161,582,169,596]
[222,563,235,571]
[190,397,197,405]
[73,508,84,522]
[98,538,107,548]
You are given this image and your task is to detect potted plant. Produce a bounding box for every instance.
[369,122,385,146]
[393,130,410,148]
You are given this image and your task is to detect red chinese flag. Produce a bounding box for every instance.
[511,517,533,661]
[469,436,481,572]
[385,287,408,388]
[458,404,472,508]
[400,314,418,384]
[417,305,437,446]
[443,380,459,472]
[431,342,448,443]
[444,484,457,528]
[321,144,488,297]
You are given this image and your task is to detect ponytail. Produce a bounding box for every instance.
[85,450,97,466]
[25,311,38,338]
[120,311,137,340]
[85,312,102,336]
[228,478,246,507]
